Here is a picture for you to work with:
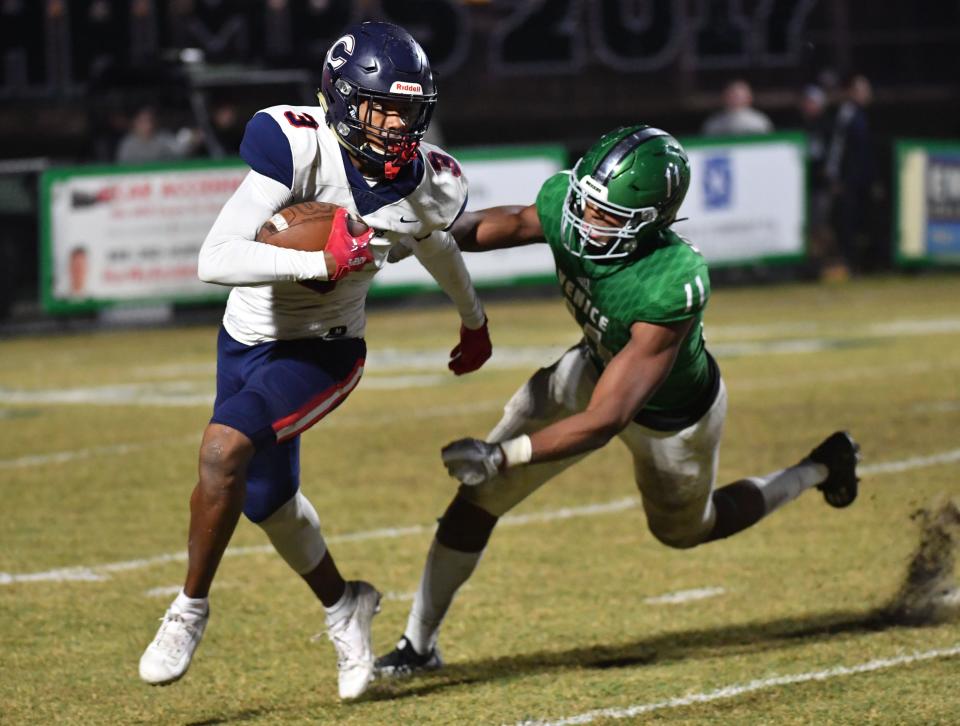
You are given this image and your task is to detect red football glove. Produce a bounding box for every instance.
[325,207,375,281]
[448,317,492,375]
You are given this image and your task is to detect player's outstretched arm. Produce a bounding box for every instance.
[524,319,694,461]
[452,204,544,252]
[441,318,694,485]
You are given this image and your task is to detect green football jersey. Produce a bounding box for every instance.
[536,172,715,424]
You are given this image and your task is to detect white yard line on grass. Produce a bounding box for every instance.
[7,318,960,409]
[123,316,960,379]
[707,317,960,341]
[144,582,238,598]
[860,449,960,475]
[911,401,960,413]
[735,358,960,390]
[131,346,570,379]
[512,644,960,726]
[5,373,960,471]
[146,583,705,607]
[4,447,959,586]
[0,435,198,470]
[381,586,472,603]
[0,374,452,407]
[643,587,726,605]
[144,585,184,598]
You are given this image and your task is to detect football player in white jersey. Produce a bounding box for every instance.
[138,21,491,701]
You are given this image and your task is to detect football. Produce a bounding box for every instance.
[256,201,370,251]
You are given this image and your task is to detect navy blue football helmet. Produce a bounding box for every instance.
[320,21,437,179]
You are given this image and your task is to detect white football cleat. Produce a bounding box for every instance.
[139,601,209,685]
[327,581,382,700]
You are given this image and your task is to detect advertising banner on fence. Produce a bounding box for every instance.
[42,161,246,312]
[673,133,807,265]
[41,136,806,313]
[386,134,807,293]
[41,149,566,312]
[897,140,960,265]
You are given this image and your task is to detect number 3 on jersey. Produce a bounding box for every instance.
[427,151,462,177]
[284,111,319,129]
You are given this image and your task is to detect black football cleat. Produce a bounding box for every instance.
[375,636,443,679]
[809,431,861,508]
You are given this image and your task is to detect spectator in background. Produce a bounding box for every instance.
[823,74,875,277]
[800,84,830,177]
[798,84,834,270]
[702,79,774,137]
[115,106,201,164]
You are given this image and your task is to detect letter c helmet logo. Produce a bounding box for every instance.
[326,34,355,71]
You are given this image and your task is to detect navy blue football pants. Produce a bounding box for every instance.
[210,326,365,522]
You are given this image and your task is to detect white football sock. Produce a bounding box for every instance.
[174,589,209,616]
[405,539,482,654]
[324,582,356,625]
[750,461,828,514]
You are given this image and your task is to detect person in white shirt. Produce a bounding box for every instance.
[115,106,201,163]
[702,79,774,137]
[138,21,492,702]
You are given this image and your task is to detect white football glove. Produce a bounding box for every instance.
[441,438,505,486]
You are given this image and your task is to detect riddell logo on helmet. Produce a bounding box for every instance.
[390,81,423,95]
[581,176,609,200]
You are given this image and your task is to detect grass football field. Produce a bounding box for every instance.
[2,274,959,724]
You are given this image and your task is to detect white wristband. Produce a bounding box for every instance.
[499,435,533,468]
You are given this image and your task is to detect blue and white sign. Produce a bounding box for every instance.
[702,156,733,210]
[897,142,960,265]
[675,135,807,264]
[924,154,960,255]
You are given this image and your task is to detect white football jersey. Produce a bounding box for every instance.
[199,104,473,345]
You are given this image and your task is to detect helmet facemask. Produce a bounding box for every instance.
[559,125,690,260]
[320,21,438,181]
[330,81,436,179]
[560,162,660,260]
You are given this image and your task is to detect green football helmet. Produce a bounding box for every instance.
[561,125,690,260]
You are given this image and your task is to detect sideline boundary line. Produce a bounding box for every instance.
[513,644,960,725]
[3,449,959,586]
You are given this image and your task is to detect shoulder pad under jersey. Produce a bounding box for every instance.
[633,237,711,323]
[416,142,469,231]
[239,105,323,190]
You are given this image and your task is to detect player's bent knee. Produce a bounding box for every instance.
[198,424,254,489]
[436,495,498,553]
[647,517,710,550]
[257,491,326,573]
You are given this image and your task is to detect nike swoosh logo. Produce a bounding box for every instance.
[399,216,418,223]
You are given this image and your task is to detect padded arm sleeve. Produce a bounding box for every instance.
[197,170,328,286]
[410,229,486,329]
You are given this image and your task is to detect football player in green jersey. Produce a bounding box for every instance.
[376,125,861,676]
